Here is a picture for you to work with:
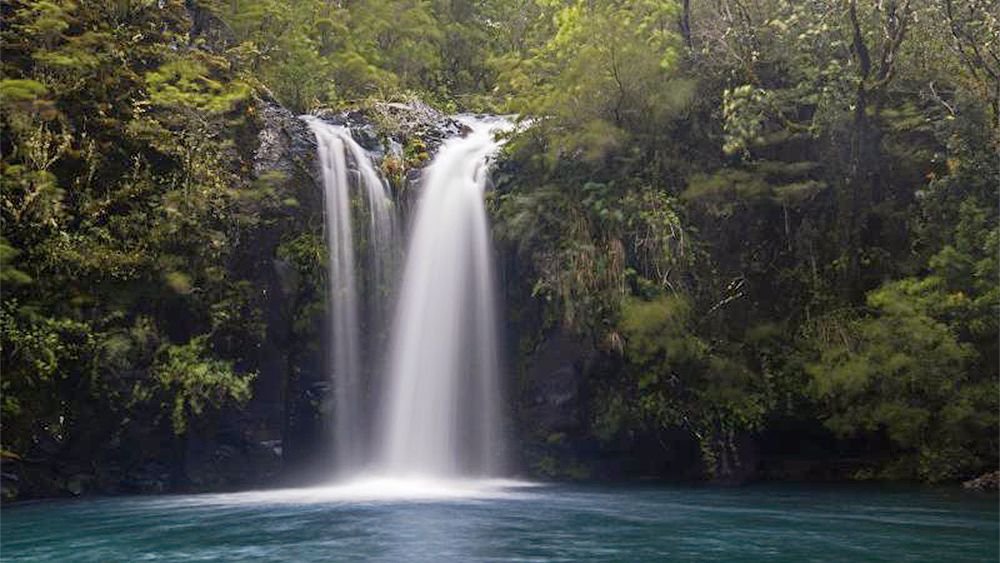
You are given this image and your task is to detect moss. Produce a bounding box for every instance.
[546,432,567,445]
[403,137,429,167]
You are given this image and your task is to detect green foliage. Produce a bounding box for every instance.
[1,0,272,461]
[498,0,687,159]
[0,78,48,102]
[137,336,255,435]
[495,167,687,334]
[0,239,33,285]
[145,59,249,113]
[208,0,506,111]
[806,281,995,481]
[806,116,998,481]
[0,302,95,454]
[604,295,770,476]
[1,0,996,487]
[493,0,997,482]
[277,232,327,337]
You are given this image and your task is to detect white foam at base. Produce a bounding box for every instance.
[169,477,541,507]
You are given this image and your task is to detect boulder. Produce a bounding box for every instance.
[962,470,1000,491]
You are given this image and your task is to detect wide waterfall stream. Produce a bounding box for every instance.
[381,116,508,478]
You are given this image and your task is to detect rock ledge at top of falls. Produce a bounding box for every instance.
[252,94,316,179]
[313,100,469,156]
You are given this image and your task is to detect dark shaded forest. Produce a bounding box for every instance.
[1,0,997,499]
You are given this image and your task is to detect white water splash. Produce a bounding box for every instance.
[166,478,541,506]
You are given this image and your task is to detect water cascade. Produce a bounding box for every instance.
[339,131,399,332]
[305,117,398,473]
[379,116,511,477]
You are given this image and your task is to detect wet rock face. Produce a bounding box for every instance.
[314,100,466,153]
[243,95,325,486]
[183,437,283,491]
[365,101,469,153]
[120,462,172,494]
[253,96,316,179]
[516,330,596,479]
[709,433,760,486]
[522,332,587,435]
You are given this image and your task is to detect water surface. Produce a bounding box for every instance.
[2,482,996,561]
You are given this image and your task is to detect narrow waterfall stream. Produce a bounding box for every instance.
[338,130,400,334]
[304,117,398,474]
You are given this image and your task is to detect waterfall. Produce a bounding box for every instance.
[379,116,511,477]
[338,133,399,333]
[304,117,398,474]
[305,113,509,483]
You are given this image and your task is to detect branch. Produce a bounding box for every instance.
[872,0,913,90]
[928,81,958,116]
[847,0,872,82]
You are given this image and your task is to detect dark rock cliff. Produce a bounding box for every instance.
[194,95,320,491]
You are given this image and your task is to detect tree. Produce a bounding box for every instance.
[499,0,685,158]
[1,0,261,462]
[807,278,996,481]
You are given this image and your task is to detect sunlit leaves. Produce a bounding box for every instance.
[499,0,684,158]
[0,79,48,102]
[721,85,768,156]
[145,59,249,113]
